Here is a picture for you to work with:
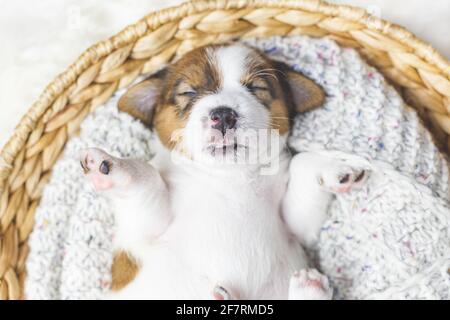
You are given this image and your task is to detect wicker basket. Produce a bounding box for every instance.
[1,0,450,300]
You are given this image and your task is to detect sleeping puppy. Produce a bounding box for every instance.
[79,44,369,299]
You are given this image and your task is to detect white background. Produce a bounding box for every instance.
[1,0,449,148]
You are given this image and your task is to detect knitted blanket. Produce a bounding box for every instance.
[25,36,450,300]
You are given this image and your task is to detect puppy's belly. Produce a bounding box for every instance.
[159,189,307,299]
[128,221,306,299]
[111,161,307,299]
[112,206,306,299]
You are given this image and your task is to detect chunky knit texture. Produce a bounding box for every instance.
[25,36,450,300]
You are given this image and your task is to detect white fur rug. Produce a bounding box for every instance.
[2,0,450,149]
[25,35,450,300]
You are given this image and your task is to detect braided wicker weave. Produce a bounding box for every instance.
[1,0,450,300]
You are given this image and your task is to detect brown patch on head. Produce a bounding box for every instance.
[240,50,291,135]
[269,100,291,134]
[152,104,187,149]
[240,47,325,134]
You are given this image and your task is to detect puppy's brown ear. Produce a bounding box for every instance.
[276,62,325,113]
[118,71,165,127]
[286,70,325,113]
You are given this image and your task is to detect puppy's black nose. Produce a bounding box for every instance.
[210,107,238,135]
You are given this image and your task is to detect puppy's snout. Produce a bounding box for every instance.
[210,107,238,135]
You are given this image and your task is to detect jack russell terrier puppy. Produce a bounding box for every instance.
[79,44,369,299]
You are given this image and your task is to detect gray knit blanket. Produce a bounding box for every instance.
[25,36,450,300]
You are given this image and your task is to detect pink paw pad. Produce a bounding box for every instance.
[212,285,233,300]
[80,148,115,192]
[319,165,368,194]
[292,271,326,291]
[289,269,332,300]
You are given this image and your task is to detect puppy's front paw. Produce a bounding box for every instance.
[80,148,130,192]
[317,160,369,194]
[289,269,332,300]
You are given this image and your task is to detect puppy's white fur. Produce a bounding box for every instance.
[81,45,369,299]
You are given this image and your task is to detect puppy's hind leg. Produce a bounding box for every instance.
[80,148,171,257]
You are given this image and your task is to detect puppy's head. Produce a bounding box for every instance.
[119,44,324,163]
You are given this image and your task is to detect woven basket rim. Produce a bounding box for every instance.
[1,0,450,185]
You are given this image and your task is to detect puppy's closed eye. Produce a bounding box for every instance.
[175,83,197,111]
[176,82,197,96]
[246,83,269,92]
[178,90,197,98]
[245,78,272,103]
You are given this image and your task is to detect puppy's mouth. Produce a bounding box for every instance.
[204,127,248,156]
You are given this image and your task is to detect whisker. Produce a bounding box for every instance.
[250,71,278,82]
[241,120,282,129]
[270,116,290,120]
